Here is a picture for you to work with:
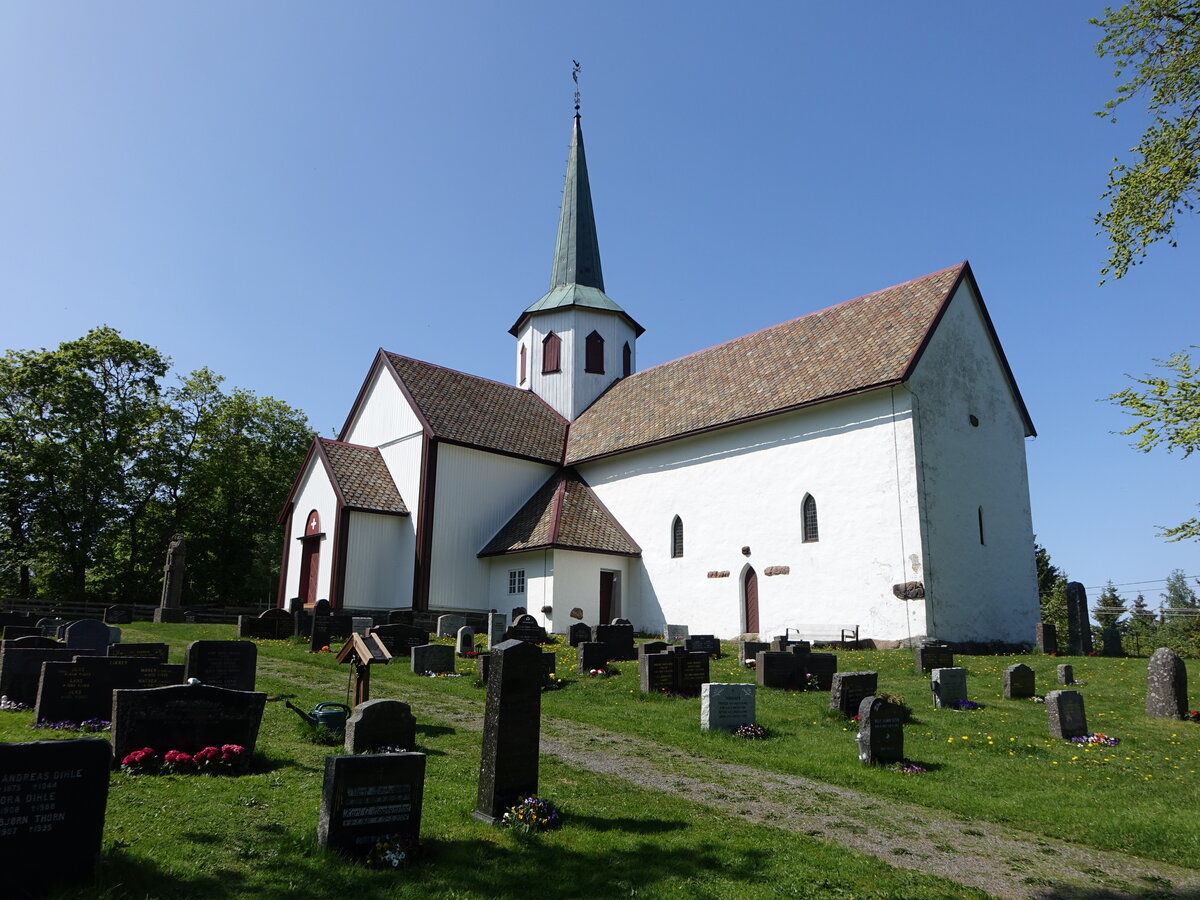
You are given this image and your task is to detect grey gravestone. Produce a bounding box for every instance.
[108,642,169,662]
[35,657,183,724]
[771,636,808,653]
[436,614,466,638]
[352,616,373,636]
[309,598,333,651]
[107,625,123,645]
[578,642,608,673]
[700,682,755,732]
[1003,663,1036,699]
[64,619,110,653]
[344,699,417,754]
[1046,689,1088,739]
[318,752,425,860]
[1066,582,1092,655]
[473,639,543,824]
[104,605,133,625]
[478,651,555,686]
[387,608,414,625]
[0,738,112,897]
[1035,622,1058,654]
[487,613,507,649]
[592,622,635,660]
[638,640,669,658]
[369,624,429,657]
[112,683,266,760]
[1057,664,1074,685]
[739,641,768,664]
[184,640,257,691]
[664,624,689,642]
[567,622,591,647]
[857,696,904,765]
[915,643,953,674]
[684,635,722,658]
[411,643,455,675]
[805,652,838,691]
[829,671,878,716]
[0,647,100,706]
[456,626,475,656]
[1102,626,1123,657]
[1146,646,1188,719]
[506,614,550,644]
[931,667,967,708]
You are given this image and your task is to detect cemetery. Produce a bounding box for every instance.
[1,618,1199,897]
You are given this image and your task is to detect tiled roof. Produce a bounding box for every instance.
[479,469,641,558]
[384,353,567,464]
[566,263,977,463]
[318,439,408,514]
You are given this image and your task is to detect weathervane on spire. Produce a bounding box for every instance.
[572,60,581,113]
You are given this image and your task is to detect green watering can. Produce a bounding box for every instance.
[285,700,351,731]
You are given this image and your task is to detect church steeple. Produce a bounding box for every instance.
[549,114,604,292]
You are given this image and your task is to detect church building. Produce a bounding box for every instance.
[276,112,1040,644]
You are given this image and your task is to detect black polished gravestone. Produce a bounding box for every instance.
[1066,581,1093,655]
[592,622,636,661]
[0,647,100,706]
[477,650,556,686]
[368,623,430,657]
[318,752,426,860]
[803,652,838,691]
[577,641,609,673]
[504,614,550,644]
[2,625,42,640]
[638,640,669,658]
[237,608,294,640]
[637,646,710,696]
[684,634,722,658]
[104,605,134,625]
[568,622,592,647]
[184,640,257,691]
[1046,689,1088,739]
[738,641,769,664]
[829,671,878,717]
[107,642,170,662]
[287,598,310,638]
[387,608,415,625]
[1,738,113,898]
[1003,663,1036,699]
[1146,646,1188,720]
[64,619,112,653]
[914,643,953,674]
[755,651,801,689]
[111,682,267,760]
[473,639,543,824]
[1035,622,1058,655]
[344,699,417,755]
[35,656,184,725]
[856,696,904,766]
[2,635,61,650]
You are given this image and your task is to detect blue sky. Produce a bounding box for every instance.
[2,2,1196,608]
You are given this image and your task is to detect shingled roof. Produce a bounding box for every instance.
[382,353,567,464]
[318,439,408,514]
[479,468,641,558]
[566,262,1032,463]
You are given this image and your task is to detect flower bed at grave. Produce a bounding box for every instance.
[658,688,700,699]
[543,674,564,691]
[31,718,110,732]
[0,696,32,712]
[732,723,768,740]
[365,834,419,868]
[889,760,928,775]
[950,699,981,711]
[1184,710,1200,723]
[1068,732,1120,747]
[502,796,562,834]
[121,744,252,775]
[418,670,463,678]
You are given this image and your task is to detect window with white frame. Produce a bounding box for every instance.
[508,569,526,594]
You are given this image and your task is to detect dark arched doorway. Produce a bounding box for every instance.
[298,510,322,606]
[743,566,759,634]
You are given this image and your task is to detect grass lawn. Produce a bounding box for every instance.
[3,622,1197,898]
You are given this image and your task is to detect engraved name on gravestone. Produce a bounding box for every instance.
[411,643,455,675]
[344,699,417,755]
[111,683,267,760]
[319,752,425,860]
[1057,664,1074,685]
[0,738,113,898]
[857,696,904,766]
[1035,622,1058,655]
[107,643,169,662]
[35,657,184,724]
[506,614,550,644]
[567,622,591,647]
[1146,646,1188,720]
[829,671,878,716]
[663,624,689,642]
[184,641,257,692]
[930,667,967,708]
[700,683,755,732]
[1046,689,1088,739]
[0,647,100,707]
[474,639,543,824]
[1003,663,1036,700]
[638,651,675,694]
[676,647,711,695]
[436,614,466,639]
[369,624,429,657]
[915,643,953,674]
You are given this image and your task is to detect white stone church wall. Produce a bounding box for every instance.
[281,460,339,604]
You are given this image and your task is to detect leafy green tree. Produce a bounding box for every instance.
[1035,540,1070,635]
[1092,1,1200,280]
[1162,567,1199,608]
[1093,580,1127,628]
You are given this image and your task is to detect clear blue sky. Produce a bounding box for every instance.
[2,2,1196,608]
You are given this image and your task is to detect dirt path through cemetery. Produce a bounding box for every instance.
[266,660,1200,899]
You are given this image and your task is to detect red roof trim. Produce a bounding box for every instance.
[276,438,324,524]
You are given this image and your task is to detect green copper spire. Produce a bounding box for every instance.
[549,114,604,291]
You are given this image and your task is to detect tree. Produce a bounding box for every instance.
[1093,580,1127,628]
[1035,541,1071,634]
[1162,567,1199,608]
[1110,348,1200,540]
[1092,1,1200,281]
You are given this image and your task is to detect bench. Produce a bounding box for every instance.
[783,624,859,649]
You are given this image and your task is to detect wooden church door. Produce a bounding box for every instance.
[743,566,759,634]
[298,511,322,606]
[599,571,615,623]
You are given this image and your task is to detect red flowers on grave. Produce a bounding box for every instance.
[122,744,250,775]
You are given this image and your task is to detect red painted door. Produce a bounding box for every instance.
[299,538,320,606]
[599,571,615,624]
[743,567,759,634]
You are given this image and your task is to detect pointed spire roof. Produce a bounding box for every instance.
[509,115,644,337]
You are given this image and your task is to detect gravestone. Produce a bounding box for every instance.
[1003,663,1036,699]
[638,646,709,696]
[804,652,838,690]
[411,643,455,675]
[436,614,466,638]
[829,671,878,716]
[318,752,426,860]
[0,647,100,706]
[930,667,968,708]
[111,682,267,760]
[344,699,417,754]
[309,598,333,651]
[64,619,111,653]
[1045,689,1088,739]
[915,643,953,674]
[567,622,592,647]
[1102,626,1123,657]
[1065,581,1093,655]
[352,616,374,636]
[638,640,669,658]
[756,651,801,689]
[0,738,112,897]
[478,651,555,686]
[739,641,768,664]
[577,642,609,673]
[506,614,550,644]
[369,624,430,657]
[771,636,809,653]
[1035,622,1058,655]
[487,613,507,649]
[857,696,904,766]
[473,639,543,824]
[288,597,311,637]
[456,626,475,656]
[108,642,169,662]
[107,625,123,645]
[184,641,257,691]
[2,634,60,650]
[592,622,635,660]
[1145,646,1188,720]
[37,617,66,636]
[104,605,133,625]
[684,634,722,658]
[2,625,42,640]
[239,608,294,640]
[387,608,415,625]
[35,656,183,724]
[1057,664,1074,685]
[700,682,755,732]
[664,624,689,642]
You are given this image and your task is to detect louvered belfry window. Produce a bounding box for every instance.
[671,516,684,558]
[519,344,527,385]
[542,332,561,374]
[802,495,819,543]
[622,341,632,377]
[585,330,604,374]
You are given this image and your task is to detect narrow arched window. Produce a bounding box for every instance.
[802,494,819,543]
[519,344,527,385]
[585,330,605,374]
[542,332,561,374]
[671,516,684,558]
[622,341,632,377]
[978,506,985,545]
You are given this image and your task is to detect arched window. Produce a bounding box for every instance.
[802,494,819,543]
[585,330,605,374]
[671,515,684,558]
[542,332,561,374]
[622,341,632,377]
[519,344,527,385]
